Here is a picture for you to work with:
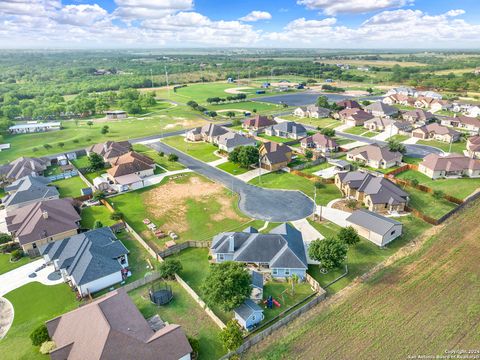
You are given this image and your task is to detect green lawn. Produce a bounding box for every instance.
[162,136,219,162]
[117,230,155,282]
[335,137,355,146]
[362,131,380,138]
[403,156,424,165]
[257,134,296,143]
[388,134,410,142]
[0,253,31,275]
[417,139,467,154]
[343,126,369,136]
[297,162,333,175]
[83,170,106,184]
[129,280,225,360]
[285,116,340,129]
[248,171,342,205]
[70,155,90,169]
[44,165,62,176]
[407,186,457,219]
[132,144,185,171]
[1,283,78,360]
[80,205,117,229]
[396,169,480,199]
[216,161,249,175]
[307,216,431,293]
[52,176,87,198]
[209,101,281,114]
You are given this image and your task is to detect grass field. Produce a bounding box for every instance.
[0,253,31,275]
[208,101,282,114]
[417,139,467,154]
[80,205,117,229]
[52,176,87,198]
[1,283,78,360]
[396,169,480,199]
[246,198,480,360]
[297,162,332,175]
[161,136,219,162]
[216,161,249,175]
[362,131,380,138]
[407,186,457,219]
[116,230,154,282]
[129,280,224,360]
[132,144,185,171]
[248,171,341,205]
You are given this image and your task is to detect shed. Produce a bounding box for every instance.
[57,155,68,166]
[346,209,403,247]
[81,188,93,196]
[234,299,264,330]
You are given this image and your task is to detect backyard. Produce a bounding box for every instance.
[407,186,458,219]
[257,133,296,143]
[281,115,341,129]
[161,135,220,162]
[52,176,87,198]
[80,205,117,229]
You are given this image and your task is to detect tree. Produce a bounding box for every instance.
[202,261,251,312]
[88,153,105,170]
[93,220,104,229]
[362,100,371,107]
[314,180,325,189]
[10,249,23,262]
[433,190,444,199]
[366,87,374,94]
[58,142,65,148]
[86,120,94,127]
[168,153,178,162]
[110,211,123,221]
[0,233,12,244]
[289,274,300,295]
[316,95,330,109]
[308,237,348,271]
[101,125,109,135]
[387,139,406,154]
[229,146,259,169]
[252,108,257,113]
[226,111,236,118]
[305,149,313,161]
[30,324,50,346]
[92,190,106,201]
[158,258,182,279]
[320,128,335,137]
[187,337,200,359]
[219,320,243,352]
[346,198,358,210]
[337,226,360,246]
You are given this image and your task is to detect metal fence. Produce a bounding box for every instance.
[47,170,78,182]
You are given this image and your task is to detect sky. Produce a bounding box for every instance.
[0,0,480,49]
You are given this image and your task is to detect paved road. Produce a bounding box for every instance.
[147,140,315,222]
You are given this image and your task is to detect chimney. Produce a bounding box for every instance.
[42,211,49,219]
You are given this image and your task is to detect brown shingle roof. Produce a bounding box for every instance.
[336,100,361,109]
[243,115,276,128]
[87,141,131,161]
[260,142,291,165]
[300,133,337,148]
[0,157,50,181]
[46,288,192,360]
[467,136,480,152]
[107,152,154,178]
[421,153,480,172]
[348,144,402,163]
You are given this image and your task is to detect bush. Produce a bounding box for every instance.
[158,151,164,157]
[40,341,56,354]
[92,190,106,200]
[168,153,178,162]
[0,242,20,254]
[337,226,360,246]
[188,337,200,359]
[220,320,243,351]
[10,249,24,262]
[432,190,444,199]
[110,211,124,221]
[43,144,52,149]
[58,142,65,148]
[410,178,419,187]
[0,233,12,244]
[314,181,325,189]
[30,324,50,346]
[73,139,79,143]
[93,220,104,229]
[32,147,38,152]
[158,258,182,279]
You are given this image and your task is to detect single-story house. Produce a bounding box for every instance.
[6,198,81,256]
[419,153,480,179]
[210,223,308,279]
[336,99,361,109]
[259,142,292,171]
[40,227,129,297]
[8,122,61,134]
[2,175,59,210]
[385,87,416,97]
[414,96,436,109]
[382,94,410,106]
[234,299,264,331]
[335,171,409,213]
[363,117,395,132]
[265,121,307,140]
[186,123,229,143]
[293,107,308,118]
[86,141,131,163]
[107,151,155,191]
[305,105,330,118]
[0,156,51,183]
[466,106,480,118]
[93,176,111,191]
[338,108,374,127]
[411,123,461,143]
[346,209,403,247]
[300,133,338,154]
[365,102,398,118]
[441,115,480,135]
[346,144,403,169]
[45,288,192,360]
[402,109,435,125]
[467,136,480,159]
[417,91,442,100]
[217,132,256,153]
[384,121,413,136]
[105,110,127,119]
[242,115,276,133]
[430,99,451,113]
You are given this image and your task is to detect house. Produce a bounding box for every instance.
[414,96,436,109]
[338,108,374,127]
[8,122,61,134]
[417,90,442,100]
[105,110,127,119]
[234,299,264,331]
[300,133,338,154]
[384,121,413,136]
[265,121,307,140]
[305,105,330,118]
[293,107,308,117]
[336,99,361,109]
[418,153,480,179]
[186,123,229,143]
[335,171,409,213]
[402,109,435,125]
[107,152,155,191]
[447,115,480,134]
[346,209,403,247]
[86,141,131,163]
[411,123,461,143]
[210,223,308,279]
[259,142,292,171]
[45,288,192,360]
[382,94,409,106]
[2,176,59,210]
[363,118,395,132]
[5,198,81,256]
[0,156,51,183]
[385,87,416,97]
[365,102,398,118]
[40,227,129,297]
[430,99,451,113]
[93,176,110,191]
[466,106,480,118]
[346,144,403,169]
[467,136,480,159]
[217,132,256,153]
[242,115,276,133]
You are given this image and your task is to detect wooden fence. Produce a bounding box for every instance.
[384,164,418,177]
[124,222,162,262]
[290,157,325,171]
[389,177,464,205]
[158,241,211,258]
[291,170,335,183]
[123,272,163,292]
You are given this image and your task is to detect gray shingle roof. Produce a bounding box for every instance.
[40,227,129,286]
[269,121,307,135]
[0,157,50,181]
[234,299,263,321]
[346,209,402,236]
[251,271,263,289]
[217,132,256,148]
[3,176,59,208]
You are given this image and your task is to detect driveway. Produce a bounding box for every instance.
[371,131,391,141]
[313,166,337,179]
[0,259,63,296]
[148,140,315,222]
[0,209,8,234]
[316,206,350,228]
[236,168,272,182]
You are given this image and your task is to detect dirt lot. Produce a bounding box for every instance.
[245,200,480,360]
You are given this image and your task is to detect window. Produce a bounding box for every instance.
[285,269,290,275]
[391,230,395,235]
[252,315,256,321]
[272,269,277,275]
[218,254,224,260]
[32,243,37,249]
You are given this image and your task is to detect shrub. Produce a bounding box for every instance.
[93,220,104,229]
[40,341,56,354]
[92,190,106,200]
[110,211,124,221]
[10,249,24,262]
[32,147,38,152]
[158,258,182,279]
[305,149,313,161]
[0,233,12,244]
[432,190,444,199]
[220,320,243,351]
[168,153,179,162]
[188,336,200,359]
[410,178,419,187]
[43,144,52,149]
[30,324,50,346]
[314,181,324,189]
[232,118,242,126]
[73,139,79,143]
[58,142,65,148]
[158,151,164,157]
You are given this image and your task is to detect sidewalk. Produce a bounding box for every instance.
[371,131,391,141]
[236,168,271,182]
[207,157,229,167]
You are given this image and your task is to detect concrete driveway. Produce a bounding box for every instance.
[0,209,8,234]
[148,140,315,222]
[0,259,64,296]
[313,166,337,179]
[316,206,350,228]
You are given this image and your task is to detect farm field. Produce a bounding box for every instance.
[52,176,87,198]
[246,199,480,360]
[161,135,219,162]
[319,59,427,67]
[396,169,480,199]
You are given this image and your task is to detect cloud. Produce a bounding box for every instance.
[239,10,272,22]
[53,4,108,26]
[297,0,411,15]
[113,0,193,20]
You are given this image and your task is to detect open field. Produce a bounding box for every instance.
[52,176,87,198]
[246,198,480,360]
[396,169,480,199]
[0,254,31,276]
[320,59,427,67]
[208,101,282,114]
[1,283,78,360]
[257,134,294,143]
[129,280,224,360]
[161,135,219,162]
[407,187,458,219]
[280,115,341,129]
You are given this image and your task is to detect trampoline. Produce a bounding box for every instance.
[149,282,173,306]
